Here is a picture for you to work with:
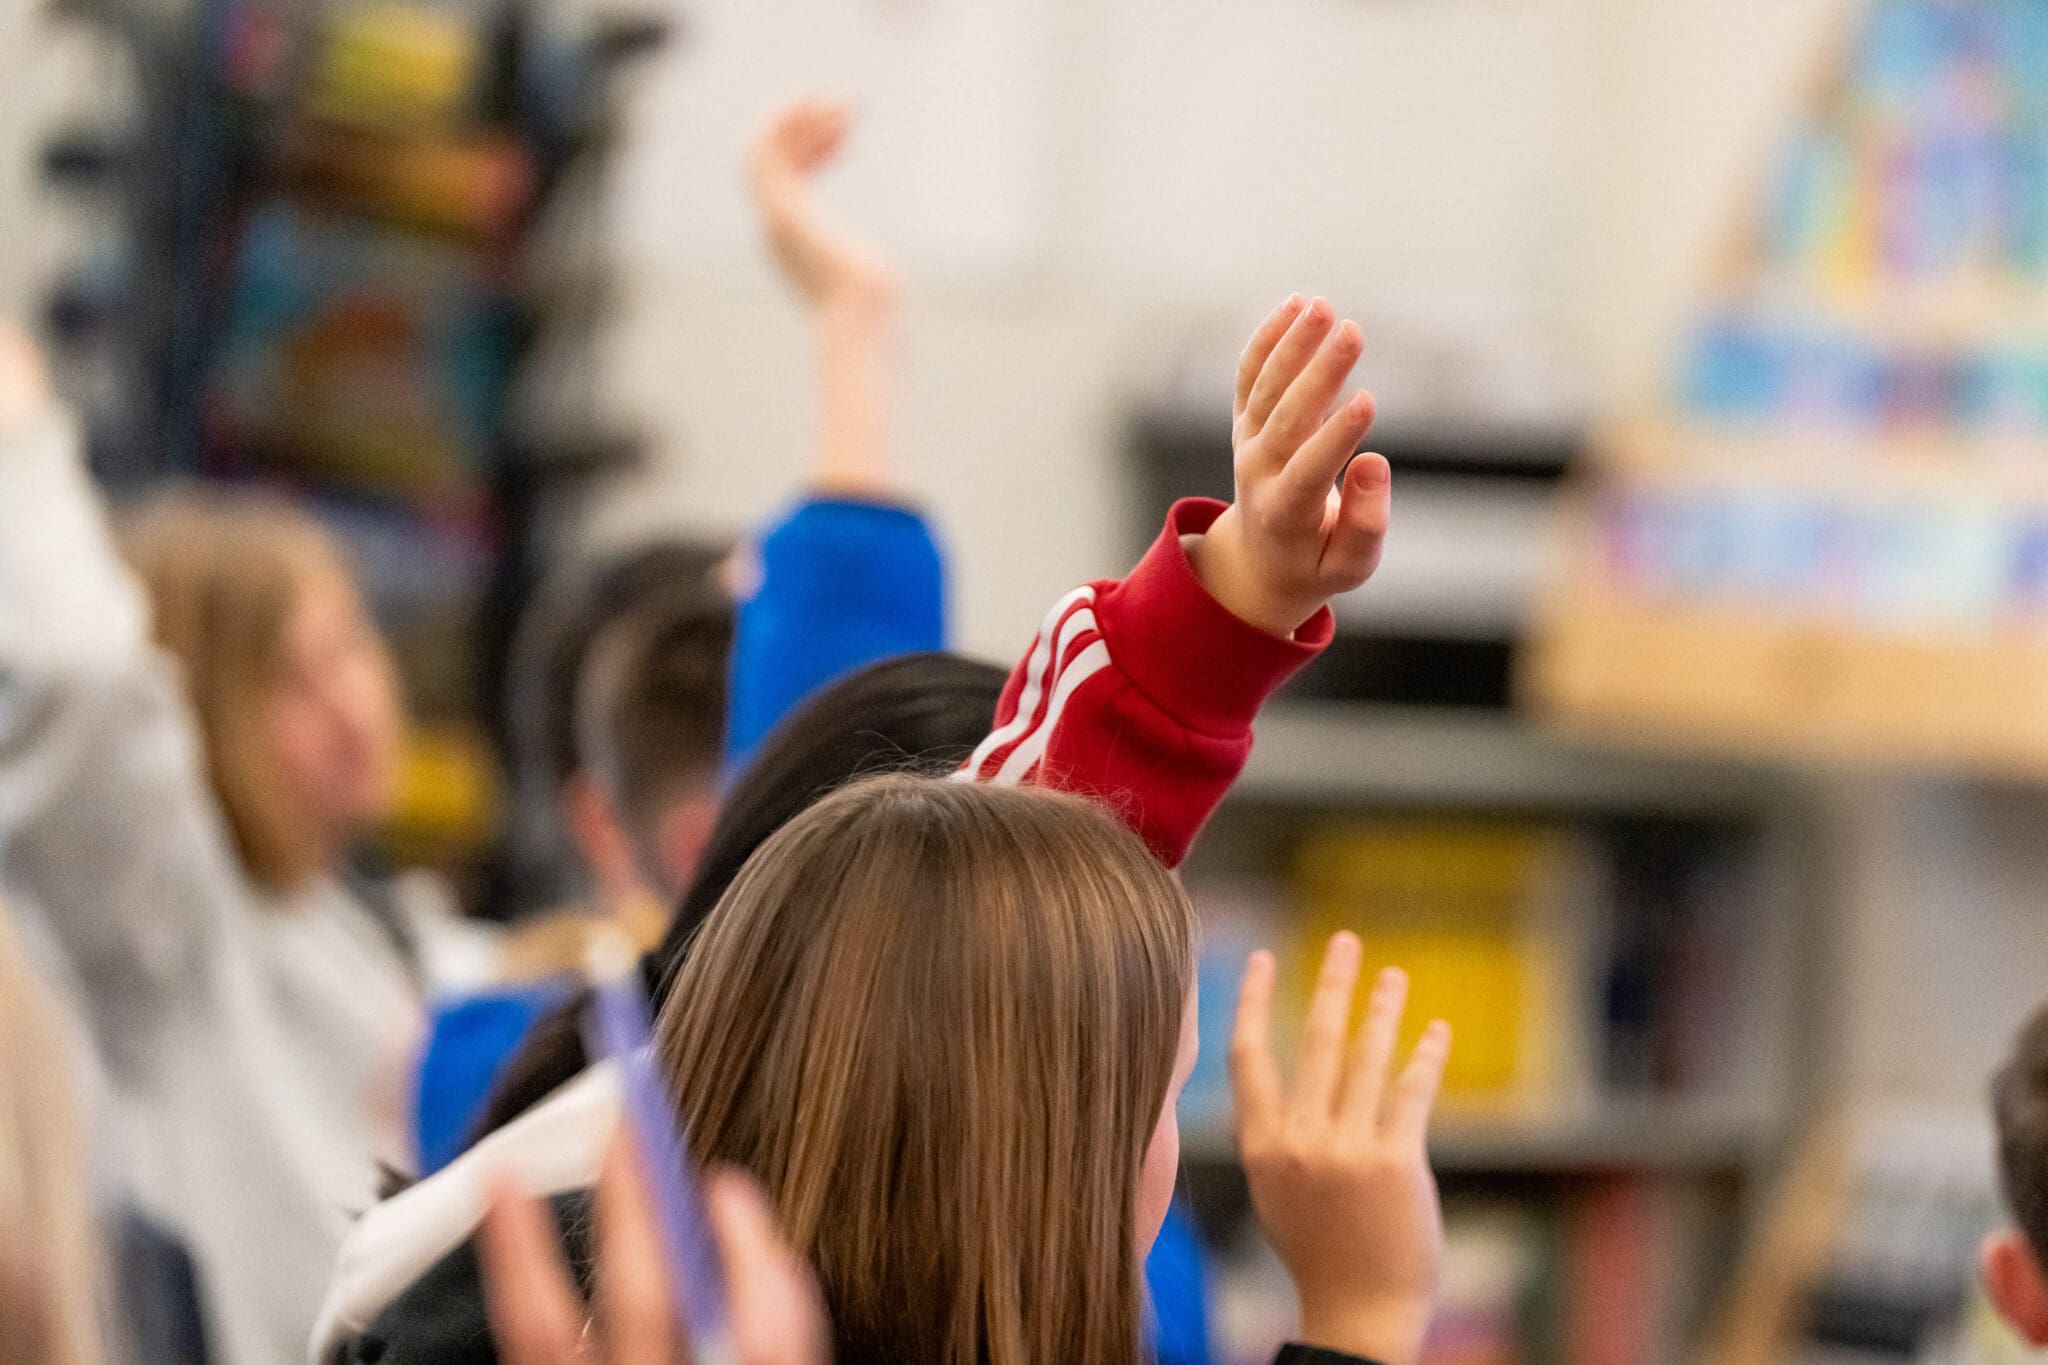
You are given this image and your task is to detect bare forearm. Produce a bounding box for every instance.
[809,287,897,498]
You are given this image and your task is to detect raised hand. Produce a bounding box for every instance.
[747,99,896,313]
[1231,933,1450,1365]
[1190,295,1391,636]
[481,1137,831,1365]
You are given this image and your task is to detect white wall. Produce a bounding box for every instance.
[589,0,1864,652]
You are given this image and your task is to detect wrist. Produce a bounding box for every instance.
[1297,1295,1433,1365]
[1185,507,1321,639]
[816,277,898,330]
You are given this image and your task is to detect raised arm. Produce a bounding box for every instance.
[0,325,219,986]
[748,99,899,497]
[726,101,943,772]
[961,294,1391,867]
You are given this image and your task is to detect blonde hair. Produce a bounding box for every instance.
[657,774,1196,1365]
[119,491,373,892]
[0,903,109,1365]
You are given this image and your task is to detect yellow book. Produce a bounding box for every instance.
[1288,822,1588,1108]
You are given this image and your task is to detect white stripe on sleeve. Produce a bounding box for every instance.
[958,585,1095,779]
[988,638,1112,786]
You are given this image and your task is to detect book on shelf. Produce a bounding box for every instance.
[1182,816,1769,1145]
[1286,819,1602,1116]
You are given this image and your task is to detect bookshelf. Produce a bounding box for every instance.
[1187,1097,1770,1177]
[1530,0,2048,780]
[1239,706,1788,816]
[37,0,667,896]
[1174,703,1826,1365]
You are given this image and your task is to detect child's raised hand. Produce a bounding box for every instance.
[1191,296,1391,637]
[748,99,896,312]
[481,1137,830,1365]
[1231,933,1450,1365]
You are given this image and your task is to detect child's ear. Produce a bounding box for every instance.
[653,792,720,899]
[565,772,639,898]
[1982,1228,2048,1345]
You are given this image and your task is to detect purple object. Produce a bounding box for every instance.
[584,947,731,1355]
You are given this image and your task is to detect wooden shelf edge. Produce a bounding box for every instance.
[1238,705,1800,817]
[1180,1100,1773,1176]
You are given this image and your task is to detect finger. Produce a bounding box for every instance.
[1243,298,1335,441]
[707,1170,831,1365]
[1228,950,1283,1140]
[705,1168,783,1280]
[1317,451,1393,588]
[1291,931,1364,1122]
[1263,319,1364,455]
[595,1136,680,1360]
[1274,385,1375,519]
[1387,1020,1453,1148]
[802,105,853,168]
[1235,295,1306,421]
[478,1173,587,1365]
[1338,966,1409,1131]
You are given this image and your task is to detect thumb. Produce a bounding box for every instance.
[1318,453,1391,588]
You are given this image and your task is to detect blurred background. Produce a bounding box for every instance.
[6,0,2048,1359]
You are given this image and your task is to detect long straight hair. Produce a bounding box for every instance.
[119,490,386,892]
[0,904,109,1365]
[657,775,1195,1365]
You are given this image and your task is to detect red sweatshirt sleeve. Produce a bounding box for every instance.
[958,498,1333,866]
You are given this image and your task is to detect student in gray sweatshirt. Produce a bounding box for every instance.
[0,326,443,1365]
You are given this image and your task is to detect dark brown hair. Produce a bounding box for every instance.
[574,585,733,849]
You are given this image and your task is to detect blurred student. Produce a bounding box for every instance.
[0,324,453,1365]
[1982,1003,2048,1343]
[499,541,732,937]
[417,583,734,1173]
[411,96,942,1174]
[315,290,1392,1362]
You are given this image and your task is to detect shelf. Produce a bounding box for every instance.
[1183,1099,1771,1176]
[1237,705,1797,818]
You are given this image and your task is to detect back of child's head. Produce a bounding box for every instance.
[0,901,106,1365]
[468,651,1006,1144]
[1995,1002,2048,1260]
[656,773,1195,1365]
[573,584,734,885]
[503,538,732,910]
[515,540,733,798]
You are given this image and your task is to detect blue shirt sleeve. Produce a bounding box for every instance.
[725,497,947,774]
[412,981,576,1174]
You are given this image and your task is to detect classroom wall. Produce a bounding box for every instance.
[588,0,1861,655]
